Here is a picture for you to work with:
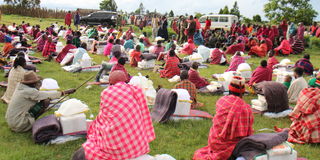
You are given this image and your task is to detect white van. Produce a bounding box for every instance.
[199,14,239,31]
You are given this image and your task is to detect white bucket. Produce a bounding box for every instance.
[172,89,191,116]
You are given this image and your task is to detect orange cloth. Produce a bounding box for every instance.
[3,43,14,57]
[247,26,253,34]
[130,50,141,67]
[249,43,268,57]
[274,40,292,55]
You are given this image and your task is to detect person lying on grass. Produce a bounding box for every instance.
[5,71,76,133]
[193,76,254,160]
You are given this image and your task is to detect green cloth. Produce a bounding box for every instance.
[88,28,98,38]
[28,101,44,119]
[165,41,173,51]
[138,42,145,53]
[308,78,320,88]
[72,37,81,48]
[283,81,291,89]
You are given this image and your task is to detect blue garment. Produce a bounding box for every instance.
[74,13,80,25]
[124,40,134,50]
[4,35,12,43]
[289,24,297,36]
[193,32,204,46]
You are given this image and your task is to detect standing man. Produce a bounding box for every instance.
[204,17,211,33]
[178,16,187,44]
[187,15,196,41]
[74,9,81,30]
[151,15,159,39]
[65,11,72,27]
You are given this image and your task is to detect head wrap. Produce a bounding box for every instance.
[229,76,246,95]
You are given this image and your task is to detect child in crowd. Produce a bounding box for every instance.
[283,75,292,89]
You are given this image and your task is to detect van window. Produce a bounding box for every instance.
[199,18,205,23]
[210,17,219,22]
[219,17,229,22]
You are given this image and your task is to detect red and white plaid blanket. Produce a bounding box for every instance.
[83,82,155,160]
[193,95,254,160]
[289,88,320,144]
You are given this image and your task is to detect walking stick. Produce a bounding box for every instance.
[44,75,95,112]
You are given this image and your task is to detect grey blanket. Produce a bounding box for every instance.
[151,89,177,123]
[141,53,157,61]
[32,115,62,144]
[230,130,289,160]
[253,81,289,113]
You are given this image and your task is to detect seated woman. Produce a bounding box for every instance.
[274,37,292,55]
[130,45,141,67]
[288,87,320,144]
[151,40,165,57]
[288,67,308,104]
[5,71,75,132]
[55,40,76,63]
[42,37,56,58]
[138,38,145,53]
[246,37,258,51]
[267,51,279,69]
[160,50,181,78]
[188,62,209,89]
[194,30,204,46]
[141,32,152,47]
[193,76,254,160]
[157,44,181,62]
[174,70,201,108]
[125,26,134,40]
[295,54,314,75]
[180,39,196,55]
[308,72,320,88]
[1,57,26,104]
[248,60,272,86]
[103,38,114,56]
[2,36,14,57]
[36,33,47,52]
[73,71,155,160]
[291,36,304,54]
[226,51,245,72]
[124,36,135,51]
[210,43,227,65]
[72,31,81,48]
[111,39,125,57]
[225,40,245,55]
[249,40,268,57]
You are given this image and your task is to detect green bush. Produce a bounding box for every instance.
[142,26,177,41]
[305,35,320,49]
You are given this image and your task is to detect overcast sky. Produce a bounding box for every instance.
[1,0,319,20]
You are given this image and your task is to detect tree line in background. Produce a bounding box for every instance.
[1,0,318,25]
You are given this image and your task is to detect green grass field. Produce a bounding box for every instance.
[0,15,319,160]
